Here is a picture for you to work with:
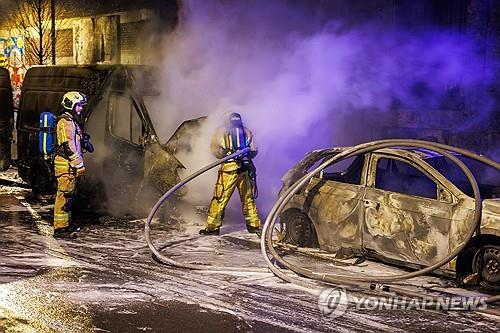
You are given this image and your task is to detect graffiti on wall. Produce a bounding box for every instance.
[0,36,27,108]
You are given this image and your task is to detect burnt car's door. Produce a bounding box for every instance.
[303,155,367,252]
[103,92,146,214]
[363,152,457,266]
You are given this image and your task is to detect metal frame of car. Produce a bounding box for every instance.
[281,147,497,277]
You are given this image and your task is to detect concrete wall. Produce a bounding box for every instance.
[95,15,120,64]
[73,18,95,64]
[381,0,500,155]
[70,9,156,65]
[0,1,177,66]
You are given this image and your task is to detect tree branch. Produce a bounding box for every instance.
[7,0,69,65]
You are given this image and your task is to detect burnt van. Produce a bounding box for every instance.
[0,68,13,171]
[17,65,193,216]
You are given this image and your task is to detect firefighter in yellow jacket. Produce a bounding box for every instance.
[53,91,90,239]
[200,113,261,236]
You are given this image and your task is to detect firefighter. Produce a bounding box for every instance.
[200,112,261,236]
[53,91,90,239]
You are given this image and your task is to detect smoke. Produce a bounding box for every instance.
[145,0,495,218]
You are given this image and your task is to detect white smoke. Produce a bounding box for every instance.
[146,0,490,221]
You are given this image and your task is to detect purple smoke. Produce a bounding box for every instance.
[148,0,495,216]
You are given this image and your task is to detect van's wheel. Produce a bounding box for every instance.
[280,209,319,248]
[472,244,500,291]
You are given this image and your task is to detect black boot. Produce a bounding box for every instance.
[246,225,262,237]
[199,228,220,236]
[54,226,78,239]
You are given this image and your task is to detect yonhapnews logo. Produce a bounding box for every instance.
[317,287,349,318]
[318,287,488,318]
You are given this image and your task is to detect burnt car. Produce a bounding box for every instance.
[16,65,198,216]
[280,146,500,289]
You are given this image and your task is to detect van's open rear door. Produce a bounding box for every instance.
[0,68,13,171]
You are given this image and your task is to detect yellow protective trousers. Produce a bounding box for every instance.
[53,159,77,230]
[206,167,261,231]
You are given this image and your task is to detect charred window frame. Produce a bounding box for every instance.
[319,155,366,185]
[109,93,144,145]
[374,156,439,200]
[425,155,500,199]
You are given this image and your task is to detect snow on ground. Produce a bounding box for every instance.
[0,168,498,332]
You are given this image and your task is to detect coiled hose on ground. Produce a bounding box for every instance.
[145,139,499,305]
[145,147,268,272]
[261,139,500,304]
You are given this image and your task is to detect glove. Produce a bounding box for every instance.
[241,159,256,176]
[215,147,232,159]
[247,162,256,179]
[81,133,94,153]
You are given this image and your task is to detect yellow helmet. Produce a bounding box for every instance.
[61,91,88,110]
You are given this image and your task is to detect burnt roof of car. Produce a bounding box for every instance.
[312,145,458,160]
[394,147,462,159]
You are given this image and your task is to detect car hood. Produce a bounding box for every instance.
[281,148,348,190]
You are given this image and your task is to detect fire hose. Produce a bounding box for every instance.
[261,139,500,305]
[145,139,499,305]
[145,147,268,272]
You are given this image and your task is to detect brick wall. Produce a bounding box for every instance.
[56,29,73,58]
[59,0,178,19]
[120,20,146,64]
[120,21,144,53]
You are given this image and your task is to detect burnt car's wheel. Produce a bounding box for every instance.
[472,244,500,291]
[280,209,319,248]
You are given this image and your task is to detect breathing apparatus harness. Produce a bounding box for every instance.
[37,109,94,185]
[222,115,258,199]
[56,91,93,156]
[38,95,94,162]
[54,111,94,158]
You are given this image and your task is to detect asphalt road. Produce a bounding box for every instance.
[0,168,499,332]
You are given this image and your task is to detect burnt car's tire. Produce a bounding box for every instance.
[281,209,319,248]
[457,235,500,291]
[472,244,500,291]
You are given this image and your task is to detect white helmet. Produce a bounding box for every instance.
[61,91,88,110]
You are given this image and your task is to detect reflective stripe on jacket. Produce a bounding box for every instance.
[55,113,84,172]
[210,127,258,172]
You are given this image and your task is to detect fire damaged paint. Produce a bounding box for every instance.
[144,142,185,197]
[163,116,207,155]
[281,146,499,277]
[301,178,363,252]
[138,116,209,203]
[363,188,453,266]
[480,199,500,237]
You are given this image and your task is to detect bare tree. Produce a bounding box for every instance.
[6,0,66,65]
